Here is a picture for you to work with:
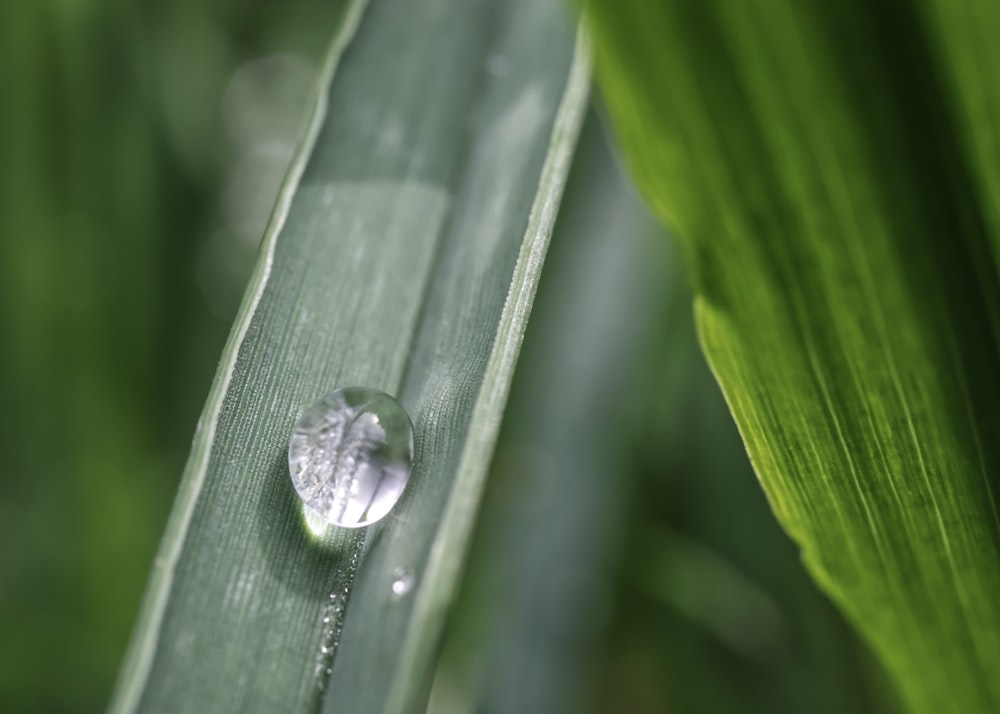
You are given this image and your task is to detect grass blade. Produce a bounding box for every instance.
[110,0,586,710]
[584,2,1000,712]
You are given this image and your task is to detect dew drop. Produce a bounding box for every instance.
[289,387,414,528]
[391,567,413,598]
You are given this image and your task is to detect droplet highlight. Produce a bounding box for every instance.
[289,387,414,528]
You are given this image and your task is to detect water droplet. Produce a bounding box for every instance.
[391,567,413,598]
[289,387,414,528]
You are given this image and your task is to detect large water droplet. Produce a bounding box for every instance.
[289,387,414,528]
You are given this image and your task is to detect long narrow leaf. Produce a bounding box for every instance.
[583,2,1000,712]
[111,0,587,711]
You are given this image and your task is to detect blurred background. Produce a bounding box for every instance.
[0,0,900,712]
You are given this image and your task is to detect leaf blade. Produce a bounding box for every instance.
[583,1,1000,712]
[111,0,586,711]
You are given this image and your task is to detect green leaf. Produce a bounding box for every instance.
[583,2,1000,713]
[109,0,588,710]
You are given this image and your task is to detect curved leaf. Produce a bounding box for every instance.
[584,1,1000,712]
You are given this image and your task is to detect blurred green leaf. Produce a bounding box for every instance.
[0,0,350,710]
[110,0,587,711]
[584,1,1000,713]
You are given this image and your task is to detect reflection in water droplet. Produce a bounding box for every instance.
[289,387,414,528]
[391,567,413,598]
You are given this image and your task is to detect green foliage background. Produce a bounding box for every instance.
[0,0,342,709]
[0,0,940,711]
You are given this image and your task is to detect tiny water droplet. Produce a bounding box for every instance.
[391,567,413,598]
[289,387,414,528]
